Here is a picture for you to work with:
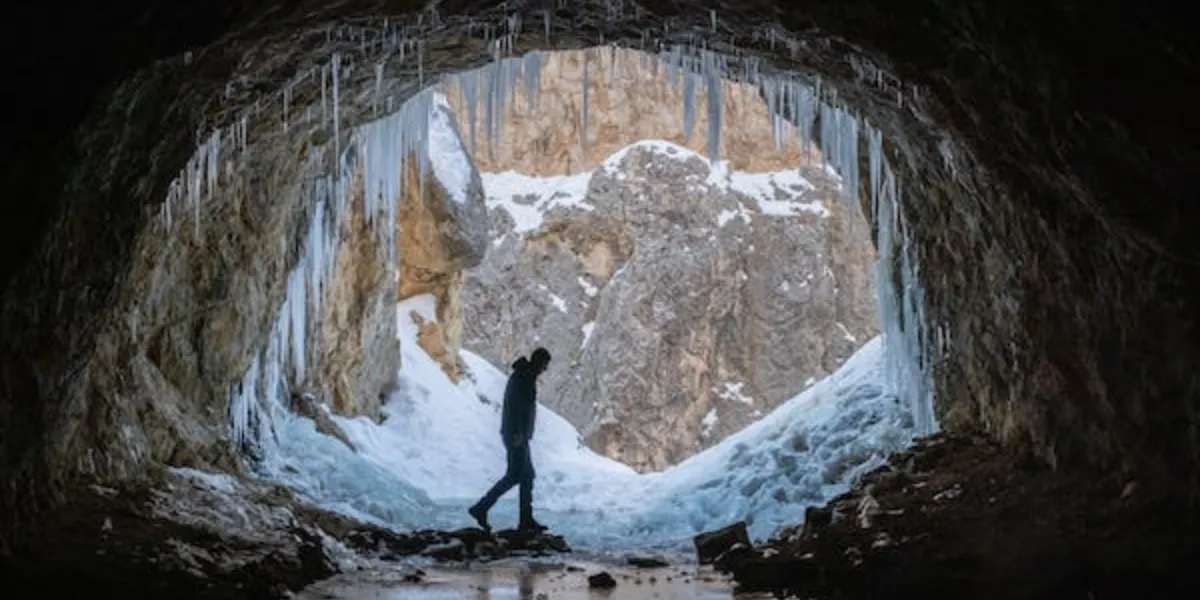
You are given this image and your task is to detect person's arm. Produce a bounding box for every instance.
[523,398,537,442]
[508,380,534,446]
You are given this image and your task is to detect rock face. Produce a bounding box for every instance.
[314,172,400,419]
[396,99,491,380]
[461,141,877,470]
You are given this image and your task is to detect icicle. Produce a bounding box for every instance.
[861,117,937,436]
[332,52,341,167]
[505,56,521,110]
[581,48,590,152]
[463,70,479,157]
[418,39,425,87]
[288,267,307,382]
[321,65,328,124]
[682,70,696,141]
[763,78,783,151]
[705,52,722,163]
[868,125,884,215]
[374,62,384,116]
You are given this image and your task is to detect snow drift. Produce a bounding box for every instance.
[254,295,913,551]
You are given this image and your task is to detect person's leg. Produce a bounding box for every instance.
[516,446,546,531]
[470,445,522,530]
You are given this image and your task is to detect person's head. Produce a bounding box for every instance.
[530,347,552,375]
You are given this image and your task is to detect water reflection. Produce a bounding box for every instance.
[518,570,535,599]
[296,559,774,600]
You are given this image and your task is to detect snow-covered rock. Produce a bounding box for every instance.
[462,139,879,471]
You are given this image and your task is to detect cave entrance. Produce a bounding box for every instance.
[213,39,941,551]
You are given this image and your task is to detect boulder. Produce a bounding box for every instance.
[588,571,618,589]
[694,521,751,565]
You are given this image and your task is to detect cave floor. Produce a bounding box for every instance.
[727,433,1200,600]
[297,557,767,600]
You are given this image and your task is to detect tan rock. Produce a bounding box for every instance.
[395,100,491,380]
[312,165,399,420]
[443,47,824,177]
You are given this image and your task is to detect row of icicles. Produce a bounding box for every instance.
[213,11,941,461]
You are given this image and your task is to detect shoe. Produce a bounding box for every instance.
[468,504,491,532]
[518,518,548,533]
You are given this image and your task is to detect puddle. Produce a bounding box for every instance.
[298,557,770,599]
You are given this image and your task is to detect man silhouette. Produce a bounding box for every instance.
[469,347,551,533]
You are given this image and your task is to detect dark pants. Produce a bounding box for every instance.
[474,442,536,521]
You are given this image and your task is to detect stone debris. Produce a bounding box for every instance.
[587,571,618,589]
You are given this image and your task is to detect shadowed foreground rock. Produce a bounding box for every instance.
[724,435,1200,600]
[0,469,570,600]
[694,521,751,565]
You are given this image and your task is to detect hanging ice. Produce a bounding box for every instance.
[167,27,943,468]
[581,48,590,151]
[704,52,722,162]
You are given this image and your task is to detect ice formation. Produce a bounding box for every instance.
[300,297,913,550]
[150,7,940,473]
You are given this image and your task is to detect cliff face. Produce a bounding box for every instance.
[461,141,878,471]
[450,48,878,470]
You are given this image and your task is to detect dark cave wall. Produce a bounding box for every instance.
[1,0,1197,547]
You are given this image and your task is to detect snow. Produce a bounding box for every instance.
[837,322,858,343]
[717,206,750,227]
[714,381,754,405]
[577,276,599,297]
[170,467,240,494]
[580,322,595,348]
[428,93,474,204]
[701,408,719,436]
[481,170,593,234]
[263,297,912,551]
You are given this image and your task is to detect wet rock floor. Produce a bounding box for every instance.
[298,557,770,600]
[723,433,1200,600]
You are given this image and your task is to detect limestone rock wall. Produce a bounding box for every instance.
[396,101,491,380]
[461,142,878,471]
[313,170,399,420]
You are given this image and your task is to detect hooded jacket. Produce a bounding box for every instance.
[500,356,538,444]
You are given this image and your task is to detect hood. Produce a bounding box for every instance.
[511,356,533,373]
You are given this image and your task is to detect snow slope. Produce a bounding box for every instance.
[284,296,914,551]
[226,107,910,551]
